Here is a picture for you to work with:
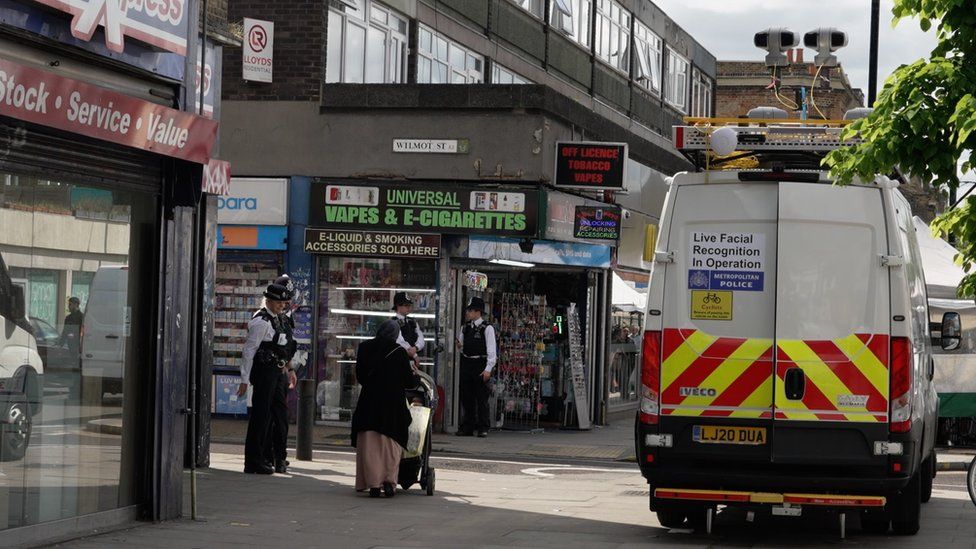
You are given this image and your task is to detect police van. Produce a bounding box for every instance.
[636,116,957,537]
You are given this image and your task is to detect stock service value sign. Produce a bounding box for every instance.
[554,142,627,190]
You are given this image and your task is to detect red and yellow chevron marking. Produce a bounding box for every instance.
[660,328,774,419]
[775,334,889,422]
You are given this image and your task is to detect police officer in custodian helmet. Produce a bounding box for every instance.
[239,281,295,474]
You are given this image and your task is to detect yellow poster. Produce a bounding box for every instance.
[691,290,733,321]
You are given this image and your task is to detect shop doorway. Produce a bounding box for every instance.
[452,267,605,432]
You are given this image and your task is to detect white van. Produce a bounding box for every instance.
[0,253,43,461]
[636,121,954,536]
[81,265,129,395]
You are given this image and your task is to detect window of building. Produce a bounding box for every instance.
[690,68,713,117]
[491,63,532,84]
[326,0,409,84]
[550,0,591,48]
[633,20,662,94]
[511,0,544,18]
[417,26,485,84]
[595,0,630,74]
[665,48,689,111]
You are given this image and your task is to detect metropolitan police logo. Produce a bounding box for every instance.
[688,269,710,290]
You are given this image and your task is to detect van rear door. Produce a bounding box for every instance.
[773,182,890,465]
[660,183,777,461]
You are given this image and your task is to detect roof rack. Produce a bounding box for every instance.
[674,117,862,172]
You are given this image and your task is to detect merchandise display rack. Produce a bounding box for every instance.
[496,292,548,431]
[213,263,279,373]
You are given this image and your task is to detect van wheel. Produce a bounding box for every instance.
[891,470,921,536]
[0,402,32,462]
[655,509,687,529]
[920,455,935,504]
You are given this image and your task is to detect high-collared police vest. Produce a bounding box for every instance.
[462,321,489,356]
[398,316,420,347]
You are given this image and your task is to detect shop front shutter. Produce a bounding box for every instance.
[0,117,163,194]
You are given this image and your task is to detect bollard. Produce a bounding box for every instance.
[297,378,315,461]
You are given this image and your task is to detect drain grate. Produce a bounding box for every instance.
[620,490,650,497]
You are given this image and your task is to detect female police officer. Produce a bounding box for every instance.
[238,282,294,474]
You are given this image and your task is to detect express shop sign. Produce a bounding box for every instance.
[0,58,216,163]
[554,141,627,190]
[30,0,190,56]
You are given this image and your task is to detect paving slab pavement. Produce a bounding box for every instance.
[50,444,976,549]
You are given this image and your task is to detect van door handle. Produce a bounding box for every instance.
[784,368,806,400]
[105,335,120,340]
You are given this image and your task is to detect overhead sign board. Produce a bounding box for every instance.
[30,0,190,56]
[217,178,288,225]
[304,229,441,259]
[554,141,627,190]
[203,159,231,195]
[308,181,539,237]
[243,18,274,83]
[393,139,469,154]
[195,35,221,119]
[573,206,621,240]
[0,57,217,163]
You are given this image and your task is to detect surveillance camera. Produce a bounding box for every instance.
[622,209,632,220]
[754,28,798,67]
[804,28,847,67]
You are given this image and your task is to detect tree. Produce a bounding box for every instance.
[825,0,976,295]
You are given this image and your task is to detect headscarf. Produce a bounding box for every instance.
[376,319,401,343]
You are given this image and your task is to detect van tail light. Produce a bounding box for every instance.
[640,331,662,425]
[889,337,912,433]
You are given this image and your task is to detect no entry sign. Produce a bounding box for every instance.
[554,141,627,190]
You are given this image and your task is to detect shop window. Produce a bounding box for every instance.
[417,26,484,84]
[326,0,409,84]
[634,20,662,94]
[511,0,544,19]
[491,63,532,84]
[595,0,630,75]
[690,68,713,118]
[549,0,591,48]
[665,47,689,112]
[315,257,437,422]
[0,172,157,529]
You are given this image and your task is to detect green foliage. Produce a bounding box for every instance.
[825,0,976,296]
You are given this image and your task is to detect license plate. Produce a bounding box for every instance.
[693,425,767,445]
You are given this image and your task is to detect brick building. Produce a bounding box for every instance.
[715,49,863,120]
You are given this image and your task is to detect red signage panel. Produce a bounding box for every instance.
[554,141,627,190]
[0,58,217,163]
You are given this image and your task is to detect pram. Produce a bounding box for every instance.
[398,370,437,495]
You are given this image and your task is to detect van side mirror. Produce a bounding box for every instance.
[941,311,962,351]
[9,285,26,320]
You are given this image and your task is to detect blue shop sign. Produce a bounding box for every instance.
[218,225,288,251]
[469,236,611,269]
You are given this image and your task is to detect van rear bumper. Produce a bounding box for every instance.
[641,462,912,497]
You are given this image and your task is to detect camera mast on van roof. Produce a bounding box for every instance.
[673,116,864,172]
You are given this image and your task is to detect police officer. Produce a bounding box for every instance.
[456,297,496,438]
[392,292,425,368]
[239,282,295,474]
[263,275,299,473]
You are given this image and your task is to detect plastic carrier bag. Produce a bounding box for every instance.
[403,404,432,458]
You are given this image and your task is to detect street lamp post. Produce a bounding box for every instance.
[868,0,880,106]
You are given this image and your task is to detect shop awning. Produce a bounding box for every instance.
[612,273,646,313]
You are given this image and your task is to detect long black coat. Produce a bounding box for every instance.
[350,339,418,448]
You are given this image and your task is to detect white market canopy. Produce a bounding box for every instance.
[612,273,647,313]
[914,216,968,299]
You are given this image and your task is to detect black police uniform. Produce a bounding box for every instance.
[398,316,420,348]
[244,308,294,470]
[264,312,298,469]
[459,321,491,434]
